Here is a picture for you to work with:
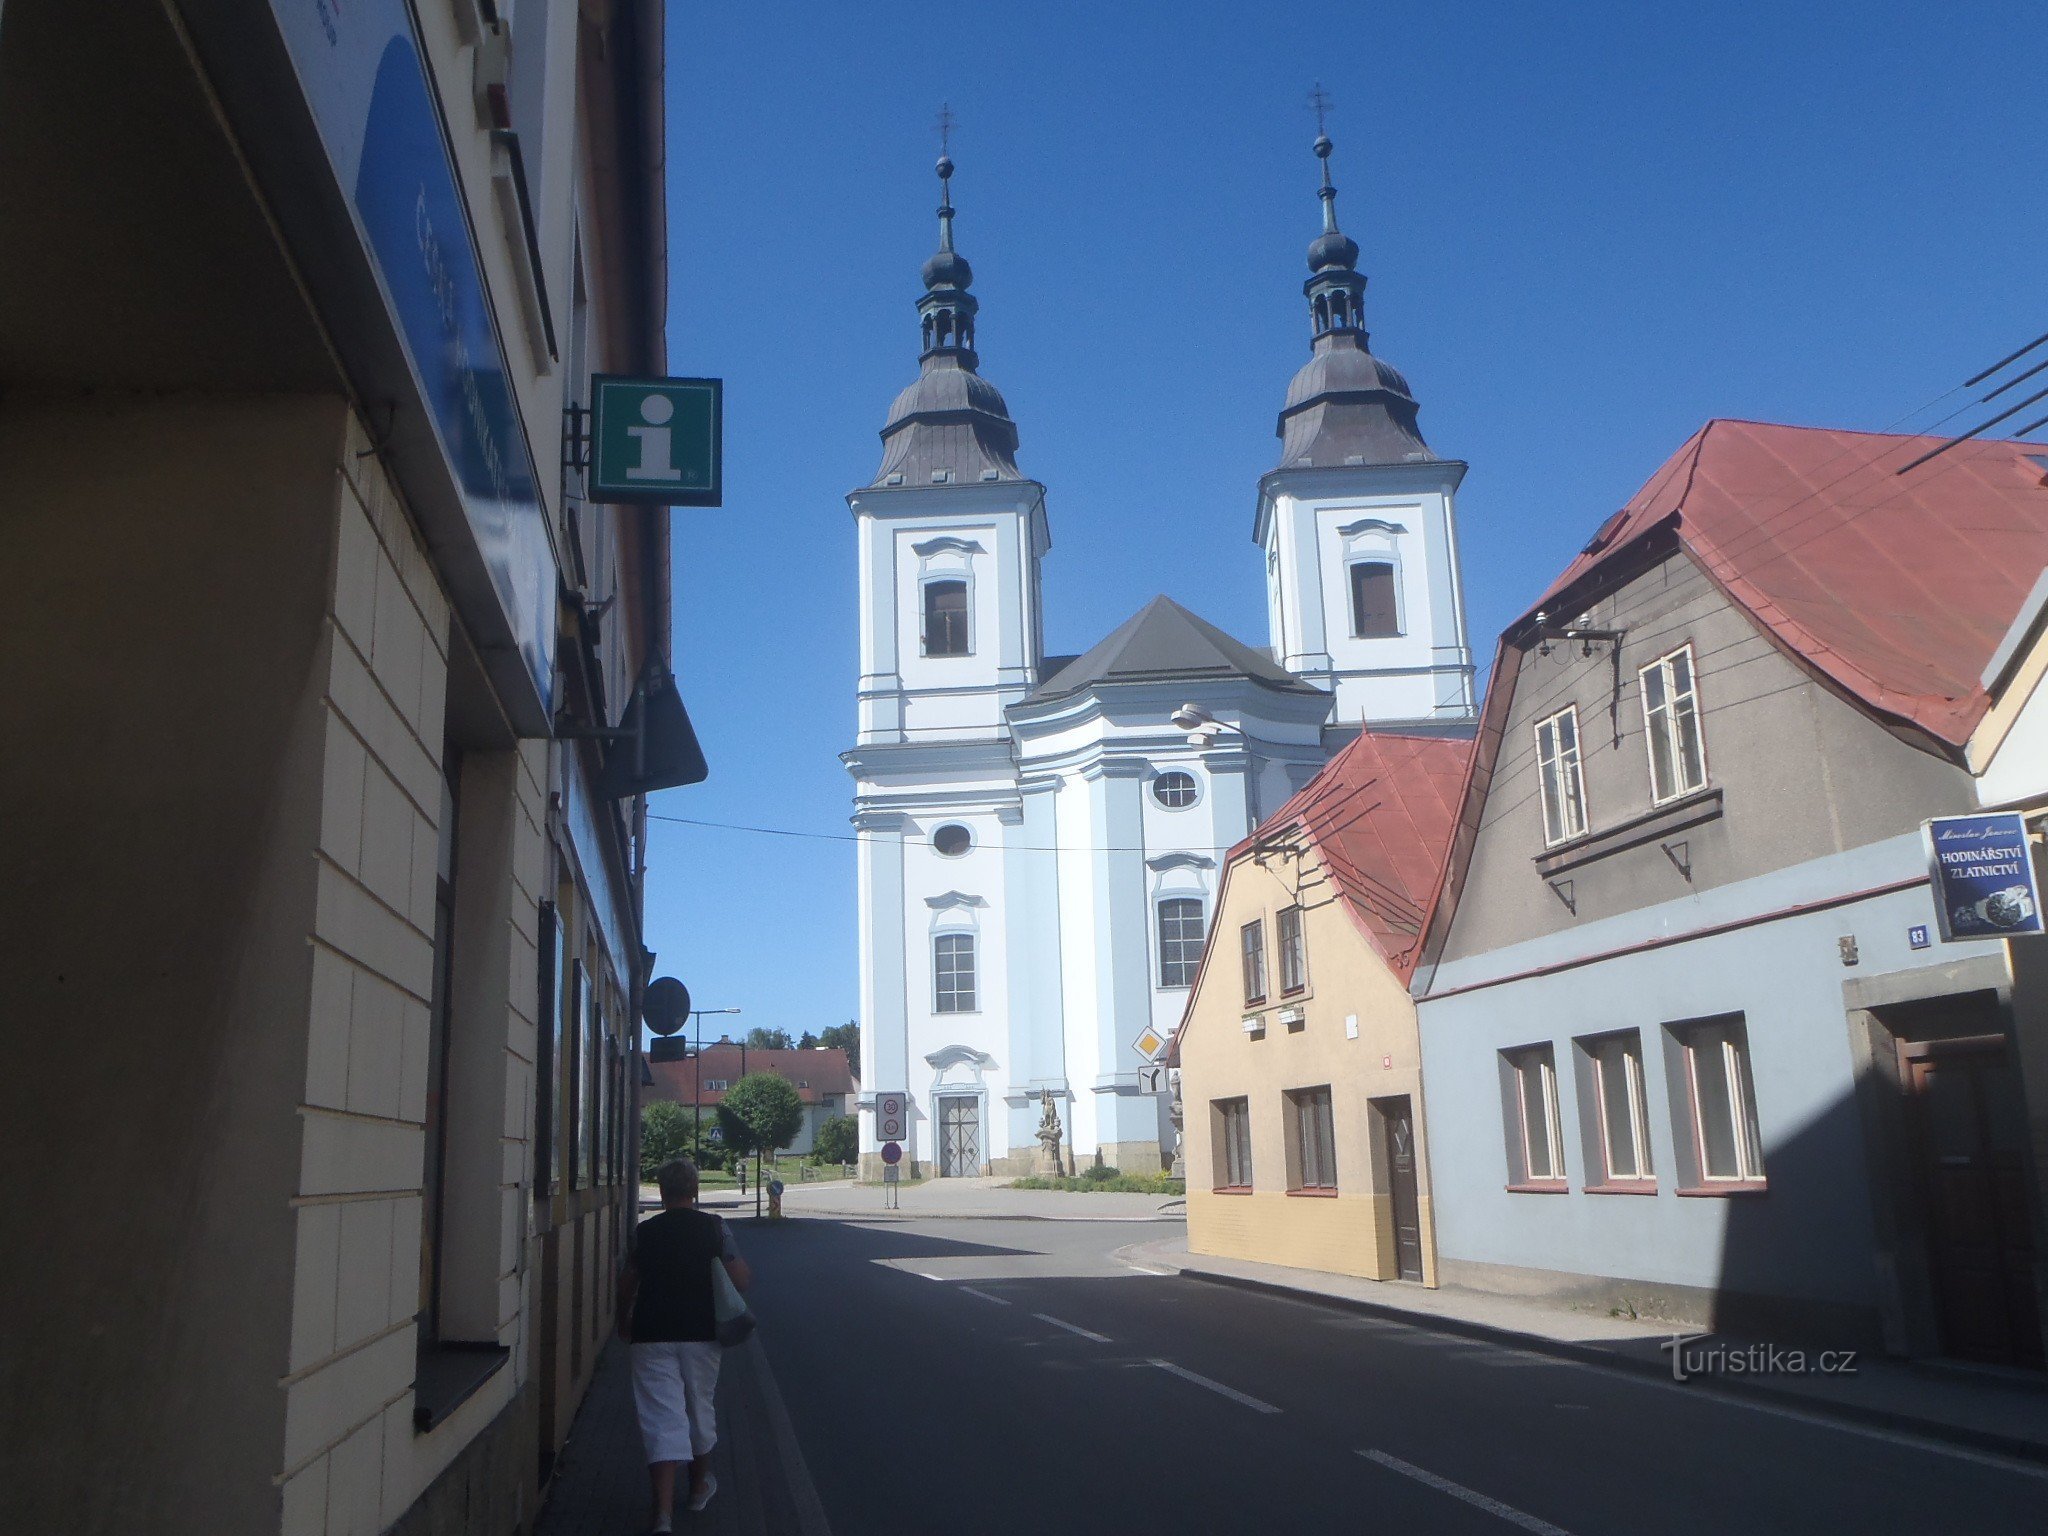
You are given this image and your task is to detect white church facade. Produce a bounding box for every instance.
[846,137,1476,1176]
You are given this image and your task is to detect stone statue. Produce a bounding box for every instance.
[1034,1088,1066,1178]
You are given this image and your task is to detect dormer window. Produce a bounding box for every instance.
[1349,560,1399,638]
[923,579,969,656]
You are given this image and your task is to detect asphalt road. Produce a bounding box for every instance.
[737,1213,2048,1536]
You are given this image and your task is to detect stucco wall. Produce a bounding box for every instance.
[1180,846,1437,1284]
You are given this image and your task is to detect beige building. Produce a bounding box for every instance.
[1,2,699,1532]
[1174,730,1469,1285]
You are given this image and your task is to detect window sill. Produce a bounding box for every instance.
[1534,787,1723,879]
[1505,1181,1570,1195]
[1286,1187,1339,1198]
[1211,1186,1254,1196]
[1584,1181,1659,1196]
[413,1342,511,1433]
[1676,1181,1769,1198]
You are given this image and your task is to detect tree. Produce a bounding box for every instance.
[744,1025,793,1050]
[716,1072,805,1158]
[813,1113,857,1165]
[817,1021,859,1056]
[796,1030,820,1049]
[640,1100,693,1182]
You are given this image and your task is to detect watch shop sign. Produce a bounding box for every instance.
[1923,813,2042,942]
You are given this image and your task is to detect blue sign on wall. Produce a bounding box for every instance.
[1923,813,2043,942]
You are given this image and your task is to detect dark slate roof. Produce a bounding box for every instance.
[1276,331,1432,469]
[1027,595,1323,702]
[874,353,1023,486]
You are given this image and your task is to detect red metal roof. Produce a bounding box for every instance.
[645,1046,858,1109]
[1531,419,2048,749]
[1235,729,1472,982]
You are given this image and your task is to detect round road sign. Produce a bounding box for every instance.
[881,1141,902,1165]
[643,976,691,1036]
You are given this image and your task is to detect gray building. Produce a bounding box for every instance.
[1412,419,2048,1366]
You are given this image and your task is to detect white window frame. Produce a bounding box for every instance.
[1152,769,1201,810]
[1534,705,1589,846]
[1346,557,1403,639]
[919,575,972,658]
[1640,643,1707,804]
[1157,897,1206,990]
[1240,918,1267,1006]
[933,932,978,1014]
[1680,1020,1766,1184]
[1590,1032,1655,1183]
[1507,1045,1566,1185]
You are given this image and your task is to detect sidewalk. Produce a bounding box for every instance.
[764,1174,1188,1223]
[1120,1232,2048,1466]
[534,1337,829,1536]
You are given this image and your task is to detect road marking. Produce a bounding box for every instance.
[957,1286,1011,1306]
[1034,1313,1111,1343]
[1123,1263,1173,1276]
[1359,1450,1574,1536]
[1148,1359,1281,1414]
[905,1269,946,1282]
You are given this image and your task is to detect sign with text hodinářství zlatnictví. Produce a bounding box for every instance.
[1924,813,2043,942]
[589,375,722,506]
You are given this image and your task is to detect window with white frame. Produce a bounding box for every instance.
[1589,1031,1654,1182]
[1349,560,1400,638]
[1214,1097,1253,1189]
[922,579,970,656]
[1153,770,1199,809]
[1677,1018,1765,1184]
[1640,645,1706,803]
[1276,904,1307,994]
[703,1079,729,1092]
[1157,898,1206,989]
[1534,706,1588,845]
[1286,1086,1337,1191]
[1240,918,1267,1006]
[1505,1044,1566,1185]
[934,932,977,1013]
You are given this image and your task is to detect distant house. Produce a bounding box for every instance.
[1412,420,2048,1366]
[645,1045,859,1156]
[1173,729,1468,1286]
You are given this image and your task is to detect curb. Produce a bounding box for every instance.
[1176,1266,2048,1469]
[733,1209,1188,1225]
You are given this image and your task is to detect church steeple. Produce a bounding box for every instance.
[1305,131,1366,338]
[918,154,978,362]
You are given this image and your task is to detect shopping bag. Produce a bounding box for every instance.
[712,1257,756,1348]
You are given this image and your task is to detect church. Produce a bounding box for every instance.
[846,135,1477,1177]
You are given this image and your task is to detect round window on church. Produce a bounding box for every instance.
[933,823,973,857]
[1153,771,1199,809]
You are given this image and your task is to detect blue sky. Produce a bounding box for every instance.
[644,0,2047,1039]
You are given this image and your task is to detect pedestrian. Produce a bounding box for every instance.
[618,1157,751,1530]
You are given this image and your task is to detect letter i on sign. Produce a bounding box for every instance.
[626,393,684,482]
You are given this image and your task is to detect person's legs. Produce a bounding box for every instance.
[679,1342,725,1505]
[630,1343,694,1531]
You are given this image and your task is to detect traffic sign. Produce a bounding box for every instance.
[880,1141,902,1165]
[883,1163,900,1185]
[875,1092,909,1141]
[1131,1025,1169,1061]
[643,976,690,1036]
[1136,1064,1166,1094]
[588,374,722,506]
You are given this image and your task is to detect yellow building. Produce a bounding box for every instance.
[1174,730,1468,1285]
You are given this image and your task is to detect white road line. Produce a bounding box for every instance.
[957,1286,1011,1306]
[1034,1313,1111,1343]
[1124,1264,1173,1276]
[1148,1359,1281,1414]
[1359,1450,1575,1536]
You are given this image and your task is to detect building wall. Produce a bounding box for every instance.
[1180,848,1437,1285]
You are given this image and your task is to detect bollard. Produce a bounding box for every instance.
[768,1178,785,1219]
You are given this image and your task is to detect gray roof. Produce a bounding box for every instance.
[874,353,1022,486]
[1276,331,1431,469]
[1027,595,1321,702]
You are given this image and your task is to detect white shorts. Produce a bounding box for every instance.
[630,1340,722,1464]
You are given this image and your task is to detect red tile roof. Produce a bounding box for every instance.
[1246,730,1474,981]
[645,1046,858,1109]
[1530,419,2048,749]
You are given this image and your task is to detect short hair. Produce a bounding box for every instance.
[656,1159,700,1203]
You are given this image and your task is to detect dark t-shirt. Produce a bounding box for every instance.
[630,1208,736,1343]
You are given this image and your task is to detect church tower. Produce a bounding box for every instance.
[1253,130,1476,735]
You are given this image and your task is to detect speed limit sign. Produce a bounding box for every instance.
[875,1092,908,1141]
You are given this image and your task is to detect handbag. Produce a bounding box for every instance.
[711,1256,756,1348]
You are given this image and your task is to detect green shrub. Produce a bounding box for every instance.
[812,1114,858,1165]
[1081,1163,1120,1183]
[1008,1172,1185,1195]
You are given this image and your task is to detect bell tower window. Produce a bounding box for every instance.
[923,579,970,656]
[1349,560,1399,638]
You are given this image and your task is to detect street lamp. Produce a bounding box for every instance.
[689,1007,741,1159]
[1171,702,1260,821]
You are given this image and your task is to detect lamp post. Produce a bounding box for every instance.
[1171,703,1260,823]
[688,1007,741,1159]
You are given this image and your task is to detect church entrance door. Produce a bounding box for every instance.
[938,1096,981,1178]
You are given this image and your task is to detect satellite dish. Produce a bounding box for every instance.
[644,976,691,1036]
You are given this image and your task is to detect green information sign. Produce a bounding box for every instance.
[588,374,722,506]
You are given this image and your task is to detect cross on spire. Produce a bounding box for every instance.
[1308,81,1333,137]
[936,102,957,157]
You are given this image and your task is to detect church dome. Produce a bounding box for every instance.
[875,353,1022,485]
[1276,332,1431,469]
[921,247,973,290]
[1307,228,1359,273]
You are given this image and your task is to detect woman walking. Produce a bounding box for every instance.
[618,1158,751,1530]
